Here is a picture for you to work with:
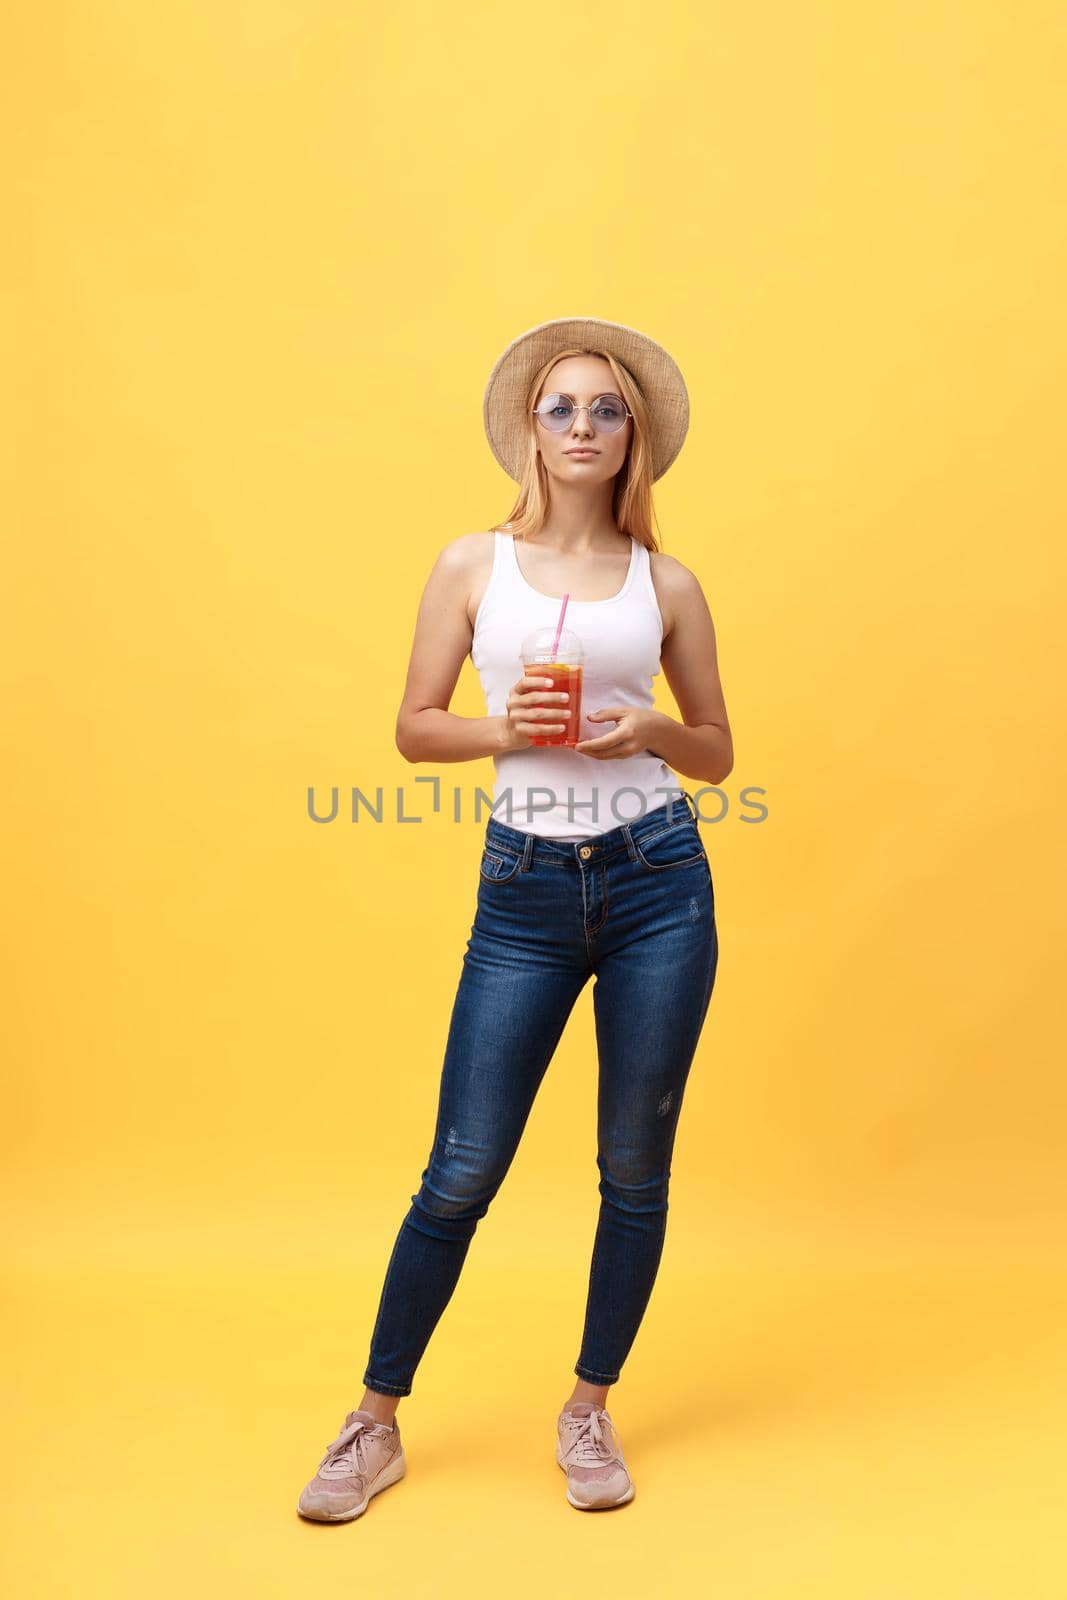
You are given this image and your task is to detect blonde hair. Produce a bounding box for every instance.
[487,345,662,552]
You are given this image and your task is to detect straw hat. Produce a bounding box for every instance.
[482,315,690,484]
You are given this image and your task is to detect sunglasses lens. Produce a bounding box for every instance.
[589,395,628,432]
[535,394,574,431]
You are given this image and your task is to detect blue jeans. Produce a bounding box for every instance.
[362,790,718,1396]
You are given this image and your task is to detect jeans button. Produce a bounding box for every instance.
[579,846,592,859]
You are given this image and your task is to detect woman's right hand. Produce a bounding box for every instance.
[502,674,570,750]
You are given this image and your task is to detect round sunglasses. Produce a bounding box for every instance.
[532,393,633,434]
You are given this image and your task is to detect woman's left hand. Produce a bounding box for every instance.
[573,707,664,760]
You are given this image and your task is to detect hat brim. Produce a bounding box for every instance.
[482,316,689,485]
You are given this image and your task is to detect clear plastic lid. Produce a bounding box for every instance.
[519,624,584,665]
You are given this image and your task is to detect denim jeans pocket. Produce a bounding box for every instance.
[633,820,708,873]
[479,845,522,884]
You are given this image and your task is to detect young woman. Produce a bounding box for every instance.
[298,317,732,1521]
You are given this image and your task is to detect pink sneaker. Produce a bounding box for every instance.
[297,1408,406,1522]
[556,1402,635,1510]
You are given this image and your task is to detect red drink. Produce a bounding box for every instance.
[527,660,584,747]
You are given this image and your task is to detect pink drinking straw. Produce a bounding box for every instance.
[550,594,569,657]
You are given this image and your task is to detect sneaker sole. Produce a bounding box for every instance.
[556,1448,635,1510]
[297,1450,407,1522]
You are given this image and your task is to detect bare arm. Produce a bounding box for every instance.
[394,537,505,762]
[394,536,570,763]
[648,557,734,785]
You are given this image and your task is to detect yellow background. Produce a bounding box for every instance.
[4,2,1065,1594]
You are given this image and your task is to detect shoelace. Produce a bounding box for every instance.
[561,1408,619,1465]
[317,1418,389,1480]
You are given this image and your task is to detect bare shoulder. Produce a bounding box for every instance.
[648,549,708,639]
[435,530,496,630]
[407,531,496,637]
[428,529,492,576]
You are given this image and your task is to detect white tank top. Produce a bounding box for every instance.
[470,530,683,839]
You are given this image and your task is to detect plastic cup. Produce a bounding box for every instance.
[520,625,584,747]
